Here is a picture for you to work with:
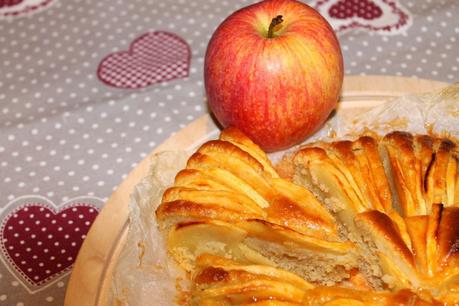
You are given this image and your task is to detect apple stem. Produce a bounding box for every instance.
[267,15,283,38]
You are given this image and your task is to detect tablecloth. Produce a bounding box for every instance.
[0,0,457,305]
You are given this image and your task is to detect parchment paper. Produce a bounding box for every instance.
[111,83,459,306]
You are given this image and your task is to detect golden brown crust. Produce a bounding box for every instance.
[294,146,368,214]
[264,195,335,239]
[219,127,279,178]
[381,132,459,216]
[426,204,442,276]
[436,206,459,269]
[162,187,265,216]
[355,211,415,269]
[156,128,459,304]
[159,135,339,238]
[197,140,266,174]
[425,138,457,207]
[267,178,338,236]
[382,131,427,216]
[288,131,459,298]
[405,216,429,274]
[354,136,394,212]
[156,128,352,279]
[239,219,354,254]
[413,134,434,184]
[156,199,259,225]
[294,135,394,215]
[191,255,440,306]
[187,151,271,194]
[174,169,231,191]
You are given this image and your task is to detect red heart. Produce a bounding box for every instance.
[315,0,410,33]
[0,0,23,8]
[329,0,382,20]
[0,0,56,18]
[1,203,99,286]
[97,31,191,89]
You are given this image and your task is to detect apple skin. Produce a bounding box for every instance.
[204,0,343,152]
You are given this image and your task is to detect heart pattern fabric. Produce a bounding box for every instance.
[0,197,100,292]
[0,0,57,18]
[329,0,382,20]
[0,0,23,8]
[97,31,191,89]
[314,0,411,34]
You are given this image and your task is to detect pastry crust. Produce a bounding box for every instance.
[156,129,357,285]
[156,129,459,304]
[191,254,440,306]
[294,135,395,215]
[292,131,459,301]
[381,132,459,216]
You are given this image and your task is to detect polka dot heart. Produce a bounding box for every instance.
[314,0,411,34]
[97,31,191,89]
[0,0,57,19]
[329,0,383,20]
[0,197,99,292]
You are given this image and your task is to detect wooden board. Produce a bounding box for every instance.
[63,75,448,306]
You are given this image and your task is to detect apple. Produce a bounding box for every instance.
[204,0,343,152]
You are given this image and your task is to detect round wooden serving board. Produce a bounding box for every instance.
[64,76,448,306]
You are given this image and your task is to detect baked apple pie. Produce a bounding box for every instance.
[155,128,459,305]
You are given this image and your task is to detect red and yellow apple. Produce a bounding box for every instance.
[204,0,343,152]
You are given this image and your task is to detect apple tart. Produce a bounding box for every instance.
[155,128,459,305]
[293,131,459,299]
[156,128,358,285]
[191,254,439,306]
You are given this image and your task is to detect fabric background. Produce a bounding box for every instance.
[0,0,457,304]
